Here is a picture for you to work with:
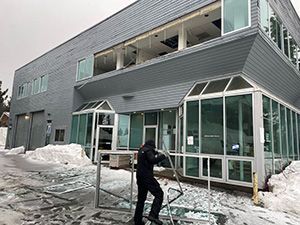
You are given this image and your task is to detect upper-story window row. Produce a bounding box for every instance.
[76,0,251,82]
[17,75,48,100]
[260,0,300,72]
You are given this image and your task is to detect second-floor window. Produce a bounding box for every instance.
[32,77,41,95]
[77,56,94,81]
[17,83,29,99]
[41,75,48,92]
[223,0,250,34]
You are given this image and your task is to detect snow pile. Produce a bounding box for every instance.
[6,146,25,155]
[0,127,7,146]
[259,161,300,215]
[26,144,91,166]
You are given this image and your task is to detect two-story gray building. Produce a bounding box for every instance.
[7,0,300,189]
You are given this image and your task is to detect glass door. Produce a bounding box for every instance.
[96,126,114,162]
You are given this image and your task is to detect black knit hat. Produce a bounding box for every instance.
[145,140,156,148]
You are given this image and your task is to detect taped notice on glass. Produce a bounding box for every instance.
[187,136,194,145]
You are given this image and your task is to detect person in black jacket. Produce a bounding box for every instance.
[134,140,166,225]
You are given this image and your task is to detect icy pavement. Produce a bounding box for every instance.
[0,150,300,225]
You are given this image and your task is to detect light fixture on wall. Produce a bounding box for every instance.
[25,114,30,120]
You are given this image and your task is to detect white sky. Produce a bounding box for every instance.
[0,0,299,96]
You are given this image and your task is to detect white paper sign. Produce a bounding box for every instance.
[187,136,194,145]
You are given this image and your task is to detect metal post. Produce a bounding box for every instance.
[207,156,211,224]
[94,152,102,208]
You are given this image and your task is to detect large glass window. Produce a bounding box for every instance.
[70,115,79,143]
[201,98,223,155]
[129,113,143,149]
[292,112,298,159]
[159,111,176,150]
[186,101,199,153]
[280,105,288,161]
[78,114,87,145]
[77,55,94,81]
[272,101,281,159]
[86,113,93,147]
[17,83,29,99]
[228,160,252,183]
[287,109,294,160]
[223,0,249,34]
[263,96,273,175]
[185,157,199,177]
[226,95,253,157]
[118,114,130,148]
[259,0,269,34]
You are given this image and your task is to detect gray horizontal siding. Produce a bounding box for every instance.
[77,33,257,100]
[107,81,195,113]
[243,33,300,108]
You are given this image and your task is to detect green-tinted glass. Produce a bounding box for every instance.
[272,100,281,158]
[185,157,199,177]
[224,0,249,34]
[228,160,252,183]
[186,101,199,153]
[129,114,143,149]
[70,115,79,143]
[118,114,130,148]
[201,98,223,155]
[78,114,87,145]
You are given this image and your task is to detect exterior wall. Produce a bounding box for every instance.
[243,33,300,108]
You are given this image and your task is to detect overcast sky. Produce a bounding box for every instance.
[0,0,299,96]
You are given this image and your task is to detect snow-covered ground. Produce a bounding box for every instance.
[0,145,300,225]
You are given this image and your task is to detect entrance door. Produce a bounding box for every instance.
[95,126,114,162]
[144,126,158,147]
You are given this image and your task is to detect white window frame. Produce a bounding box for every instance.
[76,55,94,82]
[221,0,252,36]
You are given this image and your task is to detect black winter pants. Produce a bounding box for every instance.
[134,176,164,224]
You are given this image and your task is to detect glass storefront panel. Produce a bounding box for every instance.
[263,96,273,175]
[129,113,143,149]
[179,117,184,153]
[223,0,249,34]
[85,113,93,146]
[185,157,199,177]
[226,95,253,157]
[145,112,157,125]
[186,101,199,153]
[118,114,130,148]
[78,114,87,145]
[70,115,79,143]
[159,111,176,150]
[203,158,222,178]
[287,109,294,160]
[293,112,298,159]
[272,101,281,158]
[228,160,252,183]
[280,105,288,161]
[201,98,223,155]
